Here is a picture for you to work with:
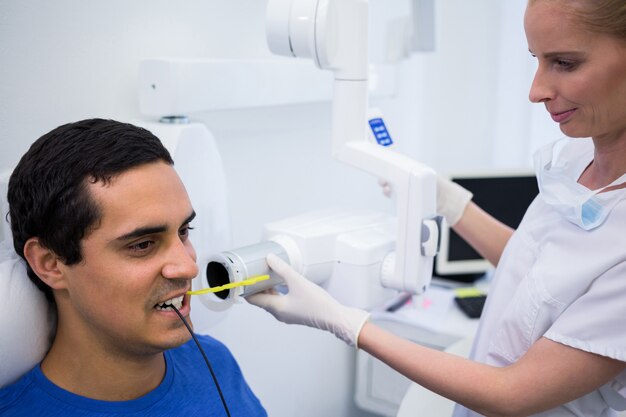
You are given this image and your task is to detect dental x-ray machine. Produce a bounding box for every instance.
[201,0,440,309]
[137,0,440,311]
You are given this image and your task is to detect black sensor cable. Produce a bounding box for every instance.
[171,305,232,417]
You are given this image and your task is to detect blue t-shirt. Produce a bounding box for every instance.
[0,334,266,416]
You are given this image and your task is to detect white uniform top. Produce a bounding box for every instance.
[453,154,626,416]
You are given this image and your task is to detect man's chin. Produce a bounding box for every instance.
[168,328,194,349]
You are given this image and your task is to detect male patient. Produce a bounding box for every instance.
[0,118,266,416]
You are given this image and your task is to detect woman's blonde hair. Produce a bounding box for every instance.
[529,0,626,40]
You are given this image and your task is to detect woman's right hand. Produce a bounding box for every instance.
[246,253,370,347]
[378,175,473,226]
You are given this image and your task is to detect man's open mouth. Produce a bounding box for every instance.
[155,295,184,311]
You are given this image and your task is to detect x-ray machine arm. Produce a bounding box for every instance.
[266,0,440,294]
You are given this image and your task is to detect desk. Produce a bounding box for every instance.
[354,282,482,416]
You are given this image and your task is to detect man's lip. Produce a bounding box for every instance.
[155,288,190,306]
[550,108,577,123]
[153,293,192,317]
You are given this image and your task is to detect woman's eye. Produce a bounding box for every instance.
[555,59,577,71]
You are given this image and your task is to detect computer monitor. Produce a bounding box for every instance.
[434,172,539,282]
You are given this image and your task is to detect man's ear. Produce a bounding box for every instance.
[23,237,67,290]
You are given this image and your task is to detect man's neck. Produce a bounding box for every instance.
[41,330,167,401]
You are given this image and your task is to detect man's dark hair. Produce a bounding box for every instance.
[7,118,174,302]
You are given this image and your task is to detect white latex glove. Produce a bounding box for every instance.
[246,253,370,347]
[378,175,472,227]
[436,175,473,227]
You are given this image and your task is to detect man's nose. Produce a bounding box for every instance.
[162,239,199,280]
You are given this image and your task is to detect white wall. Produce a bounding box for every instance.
[1,1,559,416]
[407,0,561,176]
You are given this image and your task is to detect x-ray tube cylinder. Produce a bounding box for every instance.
[204,241,290,300]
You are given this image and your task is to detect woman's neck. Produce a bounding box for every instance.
[579,132,626,189]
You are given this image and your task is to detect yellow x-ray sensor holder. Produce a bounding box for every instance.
[187,275,270,296]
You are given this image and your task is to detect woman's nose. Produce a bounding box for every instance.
[528,67,553,103]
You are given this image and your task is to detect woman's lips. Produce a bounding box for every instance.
[550,108,576,123]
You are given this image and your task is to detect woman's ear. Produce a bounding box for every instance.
[23,237,67,290]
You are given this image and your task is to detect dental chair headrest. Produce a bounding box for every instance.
[0,240,55,388]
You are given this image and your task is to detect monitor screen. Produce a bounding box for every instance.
[434,172,539,281]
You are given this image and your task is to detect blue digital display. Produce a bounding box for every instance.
[368,117,393,146]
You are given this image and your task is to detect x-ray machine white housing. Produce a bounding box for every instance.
[137,0,440,310]
[261,0,440,294]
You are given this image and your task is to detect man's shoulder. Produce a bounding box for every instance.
[0,366,46,415]
[166,335,267,416]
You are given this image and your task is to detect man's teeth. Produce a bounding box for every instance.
[155,295,184,311]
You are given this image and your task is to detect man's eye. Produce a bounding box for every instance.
[180,225,195,238]
[129,240,154,252]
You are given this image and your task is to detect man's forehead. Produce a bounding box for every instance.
[84,162,193,236]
